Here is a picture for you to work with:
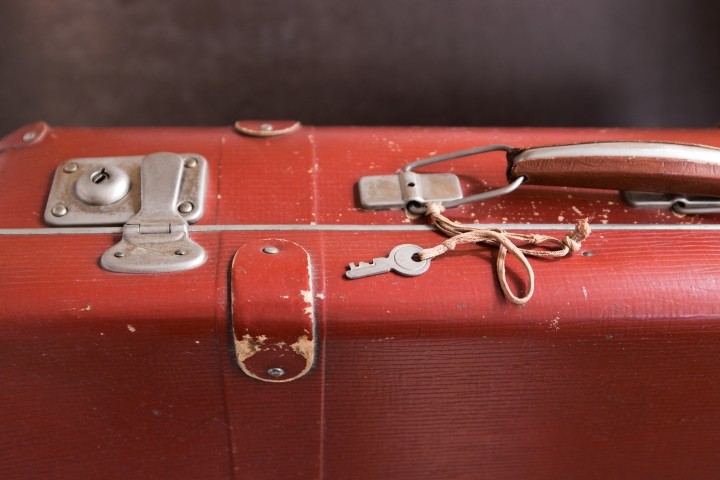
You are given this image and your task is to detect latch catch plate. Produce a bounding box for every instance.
[622,191,720,214]
[358,172,463,210]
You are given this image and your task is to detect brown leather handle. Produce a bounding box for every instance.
[507,142,720,196]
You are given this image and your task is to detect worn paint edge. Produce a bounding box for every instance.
[2,223,720,236]
[231,239,316,383]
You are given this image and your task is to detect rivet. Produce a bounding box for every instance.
[259,123,274,132]
[178,201,194,214]
[582,251,594,257]
[184,157,198,168]
[267,367,285,378]
[63,163,78,173]
[22,131,37,143]
[51,203,68,217]
[175,249,186,256]
[114,251,125,258]
[262,246,280,254]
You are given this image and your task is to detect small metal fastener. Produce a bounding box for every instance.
[51,203,68,217]
[267,367,285,378]
[22,131,37,143]
[91,169,110,184]
[262,246,280,254]
[114,251,125,258]
[184,157,198,168]
[234,120,301,137]
[178,201,194,214]
[75,165,131,206]
[175,249,187,256]
[63,163,78,173]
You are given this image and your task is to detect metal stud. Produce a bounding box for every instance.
[178,201,194,214]
[262,246,280,254]
[259,123,274,132]
[114,251,125,258]
[51,203,68,217]
[184,157,198,168]
[63,163,78,173]
[22,131,37,143]
[175,249,186,256]
[267,367,285,378]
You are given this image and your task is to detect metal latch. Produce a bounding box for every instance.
[358,142,720,215]
[358,145,522,213]
[45,152,208,273]
[359,171,463,210]
[621,191,720,214]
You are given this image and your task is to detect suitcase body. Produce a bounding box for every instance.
[2,122,720,479]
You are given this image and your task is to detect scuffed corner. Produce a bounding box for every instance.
[231,239,317,383]
[301,289,314,318]
[234,333,266,363]
[291,334,315,366]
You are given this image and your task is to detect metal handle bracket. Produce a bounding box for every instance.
[357,144,523,213]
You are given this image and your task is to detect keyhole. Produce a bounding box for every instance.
[91,168,110,184]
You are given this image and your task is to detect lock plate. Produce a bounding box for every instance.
[44,154,207,226]
[358,172,463,210]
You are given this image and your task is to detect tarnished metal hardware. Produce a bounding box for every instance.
[45,152,208,273]
[45,154,206,226]
[359,171,463,211]
[100,153,207,273]
[359,141,720,215]
[622,191,720,214]
[358,145,524,214]
[74,165,131,206]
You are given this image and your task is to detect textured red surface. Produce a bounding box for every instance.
[232,239,315,382]
[2,124,720,479]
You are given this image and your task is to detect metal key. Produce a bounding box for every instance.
[346,244,431,279]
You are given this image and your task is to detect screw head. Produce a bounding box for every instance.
[259,123,274,132]
[51,203,68,217]
[178,201,194,214]
[262,246,280,254]
[175,249,186,256]
[184,157,198,168]
[63,163,78,173]
[114,251,125,258]
[22,131,37,143]
[267,367,285,378]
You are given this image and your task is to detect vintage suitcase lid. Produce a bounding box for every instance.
[4,122,720,479]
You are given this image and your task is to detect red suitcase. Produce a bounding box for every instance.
[2,121,720,479]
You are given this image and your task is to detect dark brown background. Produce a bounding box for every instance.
[1,0,719,136]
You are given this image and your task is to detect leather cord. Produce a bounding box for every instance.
[419,203,591,305]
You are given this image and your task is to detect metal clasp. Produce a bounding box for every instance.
[357,145,525,214]
[622,191,720,214]
[46,152,208,273]
[100,153,207,273]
